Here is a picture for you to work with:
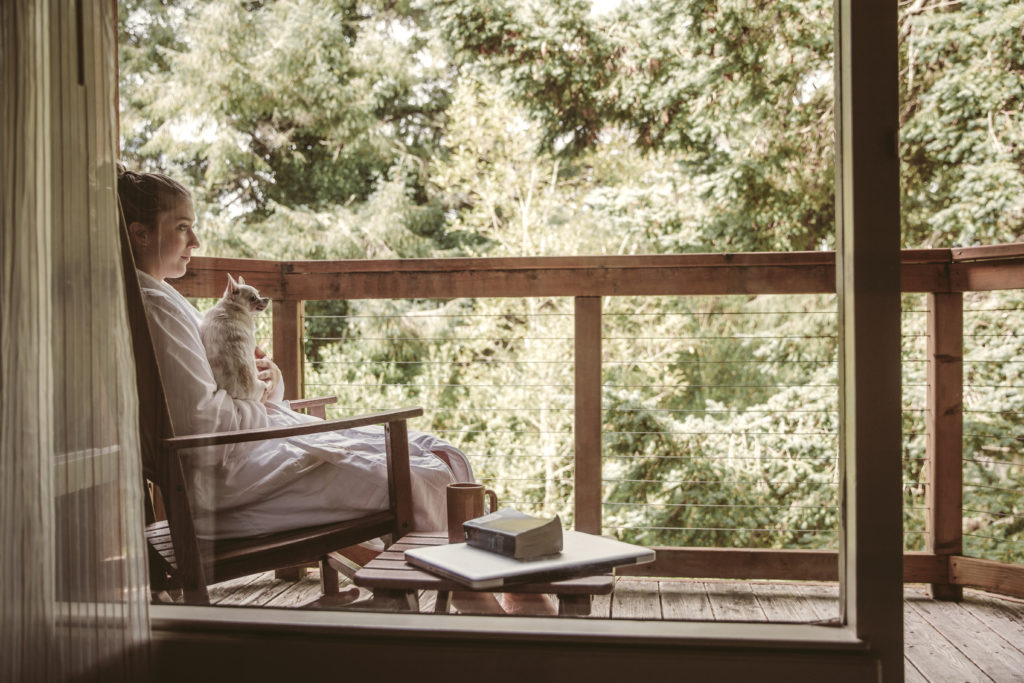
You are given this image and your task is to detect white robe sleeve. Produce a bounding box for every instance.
[139,280,270,463]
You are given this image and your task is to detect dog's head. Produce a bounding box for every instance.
[223,273,269,313]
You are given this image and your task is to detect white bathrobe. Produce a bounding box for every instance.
[137,271,472,539]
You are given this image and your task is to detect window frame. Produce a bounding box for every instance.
[139,0,903,677]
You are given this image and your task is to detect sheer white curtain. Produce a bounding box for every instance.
[2,1,150,680]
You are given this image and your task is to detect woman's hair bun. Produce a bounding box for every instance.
[115,163,191,228]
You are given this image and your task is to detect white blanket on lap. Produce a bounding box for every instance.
[137,270,472,539]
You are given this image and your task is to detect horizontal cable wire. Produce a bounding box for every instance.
[963,483,1024,494]
[606,408,836,414]
[596,478,838,485]
[602,501,837,510]
[962,458,1024,469]
[305,336,574,342]
[963,307,1024,313]
[602,525,837,534]
[432,429,572,435]
[603,311,837,316]
[965,333,1024,338]
[308,359,573,365]
[602,431,838,438]
[963,533,1024,546]
[603,383,838,389]
[304,312,573,319]
[604,359,837,364]
[963,508,1024,519]
[466,453,567,459]
[306,382,575,389]
[604,335,838,341]
[602,453,839,461]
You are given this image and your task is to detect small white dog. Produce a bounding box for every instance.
[200,274,270,401]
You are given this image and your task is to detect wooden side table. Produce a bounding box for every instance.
[353,530,613,616]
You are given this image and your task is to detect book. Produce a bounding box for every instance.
[404,530,656,589]
[463,508,563,560]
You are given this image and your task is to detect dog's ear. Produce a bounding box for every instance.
[237,275,246,286]
[225,273,238,297]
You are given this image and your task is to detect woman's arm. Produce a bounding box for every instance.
[255,354,284,403]
[142,289,271,438]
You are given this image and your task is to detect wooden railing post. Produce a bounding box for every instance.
[573,296,602,536]
[926,291,964,600]
[574,296,603,534]
[272,299,304,401]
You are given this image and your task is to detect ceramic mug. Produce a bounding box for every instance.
[446,482,498,543]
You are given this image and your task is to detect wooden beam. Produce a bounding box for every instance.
[835,0,904,678]
[950,556,1024,599]
[271,299,303,401]
[169,249,1024,302]
[951,243,1024,261]
[574,296,603,535]
[616,548,947,584]
[283,263,836,300]
[954,260,1024,292]
[385,420,414,540]
[172,258,285,299]
[926,292,963,600]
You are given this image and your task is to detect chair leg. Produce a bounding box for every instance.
[557,594,591,616]
[275,566,308,581]
[319,555,340,594]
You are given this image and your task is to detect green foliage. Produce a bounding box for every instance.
[900,0,1024,247]
[432,0,837,251]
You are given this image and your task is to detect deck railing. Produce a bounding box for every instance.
[171,244,1024,601]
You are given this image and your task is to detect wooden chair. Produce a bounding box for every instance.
[120,221,417,604]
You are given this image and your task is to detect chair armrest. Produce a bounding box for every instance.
[163,407,423,452]
[288,396,338,419]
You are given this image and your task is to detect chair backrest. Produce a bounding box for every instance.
[118,216,178,480]
[120,215,212,596]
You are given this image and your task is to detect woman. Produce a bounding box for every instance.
[118,166,472,540]
[119,166,554,615]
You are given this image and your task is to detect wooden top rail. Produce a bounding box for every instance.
[952,242,1024,262]
[170,247,1024,301]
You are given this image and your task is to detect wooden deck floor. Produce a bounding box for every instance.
[205,572,1024,682]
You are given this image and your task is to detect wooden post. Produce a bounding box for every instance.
[386,419,414,539]
[574,296,602,534]
[835,0,904,677]
[272,299,304,401]
[926,291,964,600]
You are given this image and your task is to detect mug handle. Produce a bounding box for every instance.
[485,488,498,514]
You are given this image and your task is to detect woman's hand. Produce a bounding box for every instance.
[255,353,283,403]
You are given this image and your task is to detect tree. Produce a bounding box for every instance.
[120,0,457,259]
[432,0,837,252]
[899,0,1024,247]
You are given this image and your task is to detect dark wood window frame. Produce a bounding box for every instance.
[142,0,904,679]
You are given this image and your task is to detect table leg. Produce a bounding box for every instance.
[557,594,591,616]
[370,589,419,612]
[434,590,452,613]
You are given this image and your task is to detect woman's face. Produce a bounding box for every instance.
[133,197,199,281]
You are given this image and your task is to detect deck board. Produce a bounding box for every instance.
[201,572,1024,682]
[659,580,713,621]
[610,578,662,619]
[908,593,1024,682]
[704,580,767,622]
[904,602,993,682]
[750,582,822,622]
